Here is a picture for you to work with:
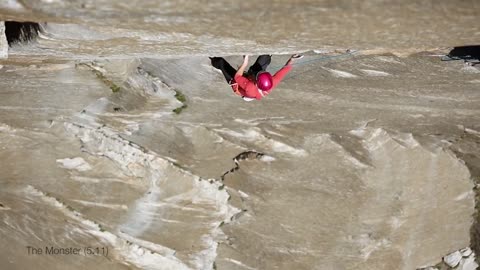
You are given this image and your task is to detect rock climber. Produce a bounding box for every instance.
[210,54,303,101]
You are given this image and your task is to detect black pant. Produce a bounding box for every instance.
[210,55,272,83]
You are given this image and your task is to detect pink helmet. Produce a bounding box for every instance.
[256,72,273,91]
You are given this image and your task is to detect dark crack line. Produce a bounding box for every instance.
[220,150,265,181]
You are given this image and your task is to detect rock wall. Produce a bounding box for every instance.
[0,1,479,270]
[0,21,7,58]
[1,1,480,59]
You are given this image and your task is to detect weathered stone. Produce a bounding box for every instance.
[0,1,479,59]
[461,247,473,257]
[0,2,479,270]
[443,251,462,268]
[459,255,478,270]
[0,21,7,59]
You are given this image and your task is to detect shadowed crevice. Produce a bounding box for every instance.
[220,151,265,181]
[4,21,43,46]
[443,45,480,66]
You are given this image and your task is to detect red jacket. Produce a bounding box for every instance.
[230,64,292,100]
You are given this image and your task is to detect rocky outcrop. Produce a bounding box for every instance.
[215,127,475,270]
[0,18,479,269]
[418,247,478,270]
[1,1,480,59]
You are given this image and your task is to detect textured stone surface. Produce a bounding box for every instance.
[420,248,478,270]
[444,251,462,268]
[1,1,480,59]
[0,54,478,270]
[0,21,7,58]
[0,1,479,270]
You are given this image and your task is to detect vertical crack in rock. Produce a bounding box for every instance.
[1,46,478,270]
[53,59,245,269]
[63,121,240,269]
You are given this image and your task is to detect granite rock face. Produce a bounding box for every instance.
[0,1,480,270]
[1,0,480,58]
[0,21,6,58]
